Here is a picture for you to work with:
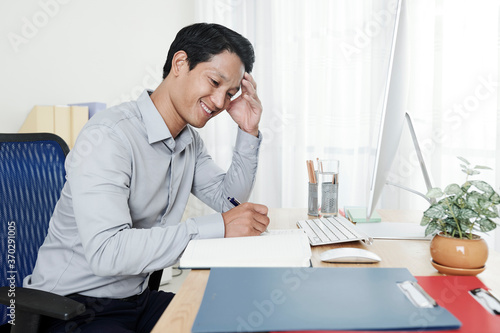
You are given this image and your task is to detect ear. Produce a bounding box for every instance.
[172,51,188,77]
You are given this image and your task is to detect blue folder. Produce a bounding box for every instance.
[192,267,461,332]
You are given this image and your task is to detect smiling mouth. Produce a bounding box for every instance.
[201,101,214,115]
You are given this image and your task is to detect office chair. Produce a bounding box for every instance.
[0,133,163,333]
[0,133,83,333]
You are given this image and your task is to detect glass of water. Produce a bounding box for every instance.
[318,159,339,217]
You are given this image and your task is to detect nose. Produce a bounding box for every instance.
[211,90,227,111]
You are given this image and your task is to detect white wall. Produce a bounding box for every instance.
[0,0,195,133]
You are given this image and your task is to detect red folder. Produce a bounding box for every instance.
[274,275,499,333]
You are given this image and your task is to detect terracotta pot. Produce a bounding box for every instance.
[430,233,488,269]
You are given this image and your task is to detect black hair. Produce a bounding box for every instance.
[162,23,255,79]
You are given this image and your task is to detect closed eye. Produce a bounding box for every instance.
[210,78,219,87]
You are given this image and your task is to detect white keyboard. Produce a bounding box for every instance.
[297,216,373,246]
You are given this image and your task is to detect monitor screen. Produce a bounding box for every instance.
[367,0,409,219]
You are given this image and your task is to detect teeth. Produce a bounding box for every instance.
[201,102,213,114]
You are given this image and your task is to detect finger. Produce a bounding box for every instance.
[250,203,268,216]
[226,95,243,112]
[241,77,257,97]
[240,83,261,108]
[253,216,270,233]
[244,72,257,91]
[252,220,268,234]
[243,93,262,113]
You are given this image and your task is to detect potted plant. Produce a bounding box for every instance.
[420,157,500,275]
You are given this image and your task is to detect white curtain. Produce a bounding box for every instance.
[187,0,500,248]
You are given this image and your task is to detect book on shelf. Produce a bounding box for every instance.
[18,105,54,133]
[179,230,312,269]
[69,102,106,118]
[69,105,89,148]
[53,105,71,146]
[18,105,89,149]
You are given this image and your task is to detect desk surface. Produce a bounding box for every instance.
[151,208,500,333]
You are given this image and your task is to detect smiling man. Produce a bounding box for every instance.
[24,23,268,332]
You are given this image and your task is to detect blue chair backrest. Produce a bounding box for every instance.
[0,133,69,326]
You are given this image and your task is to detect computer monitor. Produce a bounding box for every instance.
[366,0,409,219]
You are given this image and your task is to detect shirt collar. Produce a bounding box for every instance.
[136,89,192,151]
[137,90,171,144]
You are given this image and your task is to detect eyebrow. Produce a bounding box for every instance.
[215,71,241,92]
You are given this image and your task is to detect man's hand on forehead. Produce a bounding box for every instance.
[226,72,262,137]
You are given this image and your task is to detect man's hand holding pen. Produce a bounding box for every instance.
[222,201,270,237]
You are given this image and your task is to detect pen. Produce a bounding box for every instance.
[227,196,241,207]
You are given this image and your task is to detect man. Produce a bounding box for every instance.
[24,23,269,332]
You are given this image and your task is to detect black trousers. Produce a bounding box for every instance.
[41,288,175,333]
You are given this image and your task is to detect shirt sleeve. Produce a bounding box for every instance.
[67,124,210,276]
[189,213,225,239]
[191,127,262,213]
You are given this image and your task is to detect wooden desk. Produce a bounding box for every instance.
[152,208,500,333]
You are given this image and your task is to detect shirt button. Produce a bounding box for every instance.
[250,144,255,149]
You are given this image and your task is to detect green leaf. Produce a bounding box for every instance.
[440,217,464,236]
[478,198,492,210]
[424,205,446,219]
[481,208,498,218]
[426,188,444,199]
[447,225,459,237]
[459,208,478,219]
[420,216,431,226]
[478,218,498,232]
[474,165,492,170]
[466,192,480,208]
[444,184,462,196]
[457,156,470,165]
[425,221,438,236]
[494,205,500,217]
[459,218,473,231]
[456,197,467,207]
[470,180,495,194]
[489,192,500,204]
[450,203,462,217]
[486,210,498,218]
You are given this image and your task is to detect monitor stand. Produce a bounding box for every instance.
[385,112,435,203]
[358,112,434,240]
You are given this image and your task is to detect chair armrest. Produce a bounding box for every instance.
[0,286,85,320]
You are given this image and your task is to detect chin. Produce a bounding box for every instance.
[190,118,209,129]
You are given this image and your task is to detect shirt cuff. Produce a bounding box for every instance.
[190,213,225,239]
[234,128,262,154]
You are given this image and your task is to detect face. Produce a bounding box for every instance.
[171,50,245,129]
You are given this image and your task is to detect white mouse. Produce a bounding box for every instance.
[320,247,381,263]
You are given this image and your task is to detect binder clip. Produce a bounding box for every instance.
[398,280,437,308]
[470,288,500,315]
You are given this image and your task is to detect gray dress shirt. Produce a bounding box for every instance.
[24,90,261,298]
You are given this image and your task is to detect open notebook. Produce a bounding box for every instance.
[179,230,312,269]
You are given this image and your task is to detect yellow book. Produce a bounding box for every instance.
[53,105,71,147]
[69,105,89,148]
[18,105,54,133]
